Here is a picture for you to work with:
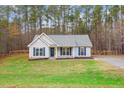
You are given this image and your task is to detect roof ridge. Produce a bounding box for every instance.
[48,34,88,36]
[30,34,92,47]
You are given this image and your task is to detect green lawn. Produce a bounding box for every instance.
[0,54,124,87]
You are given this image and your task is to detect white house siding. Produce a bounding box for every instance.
[86,47,91,57]
[55,47,91,58]
[72,47,77,58]
[72,47,80,57]
[72,47,91,58]
[29,45,91,59]
[29,39,49,59]
[57,47,60,57]
[42,35,54,45]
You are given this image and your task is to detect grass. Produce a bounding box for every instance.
[0,54,124,87]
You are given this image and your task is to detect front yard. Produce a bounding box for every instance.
[0,54,124,87]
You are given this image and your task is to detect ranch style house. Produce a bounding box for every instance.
[27,33,92,59]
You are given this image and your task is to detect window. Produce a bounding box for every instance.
[62,48,65,55]
[33,47,45,56]
[40,48,45,56]
[60,47,62,55]
[60,47,72,56]
[78,47,86,56]
[67,48,70,55]
[40,48,43,56]
[36,48,39,56]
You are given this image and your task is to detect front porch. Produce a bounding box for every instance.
[49,47,73,59]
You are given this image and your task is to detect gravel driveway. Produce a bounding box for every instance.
[94,56,124,69]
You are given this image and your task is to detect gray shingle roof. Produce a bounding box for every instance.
[33,34,92,47]
[48,35,92,47]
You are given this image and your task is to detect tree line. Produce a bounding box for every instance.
[0,5,124,55]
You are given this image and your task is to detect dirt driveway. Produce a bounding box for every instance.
[94,55,124,69]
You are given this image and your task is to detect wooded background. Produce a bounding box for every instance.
[0,5,124,55]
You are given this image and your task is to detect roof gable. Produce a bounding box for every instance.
[27,33,57,47]
[27,36,49,47]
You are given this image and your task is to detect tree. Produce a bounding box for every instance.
[0,5,124,55]
[91,5,103,54]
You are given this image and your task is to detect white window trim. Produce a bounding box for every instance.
[60,47,72,56]
[79,47,86,56]
[33,47,45,56]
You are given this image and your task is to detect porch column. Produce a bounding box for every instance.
[55,47,58,58]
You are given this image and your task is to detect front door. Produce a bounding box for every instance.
[50,48,55,57]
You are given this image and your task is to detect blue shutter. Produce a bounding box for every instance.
[43,48,45,56]
[70,48,72,55]
[84,47,86,56]
[40,48,42,56]
[33,47,35,56]
[78,47,80,55]
[60,47,62,55]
